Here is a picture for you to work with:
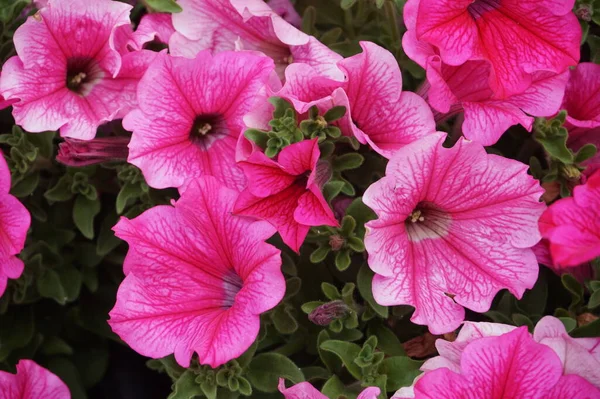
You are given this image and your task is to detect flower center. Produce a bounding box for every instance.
[467,0,500,19]
[222,273,243,309]
[189,114,226,148]
[66,57,103,95]
[405,202,452,242]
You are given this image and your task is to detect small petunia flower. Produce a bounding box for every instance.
[271,42,437,158]
[0,359,70,399]
[123,51,274,192]
[0,156,30,298]
[405,0,580,99]
[562,63,600,177]
[532,239,593,282]
[109,176,285,368]
[411,327,600,399]
[539,170,600,267]
[169,0,342,79]
[403,0,569,146]
[0,0,143,140]
[279,379,380,399]
[364,133,545,334]
[234,139,338,253]
[394,316,600,398]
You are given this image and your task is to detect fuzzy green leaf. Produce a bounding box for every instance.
[247,353,304,393]
[169,370,205,399]
[378,356,423,391]
[319,340,362,379]
[73,195,101,239]
[357,265,388,318]
[145,0,182,13]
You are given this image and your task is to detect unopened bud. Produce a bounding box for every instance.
[308,300,350,326]
[57,136,129,167]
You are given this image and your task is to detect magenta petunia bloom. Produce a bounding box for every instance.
[403,0,569,146]
[406,0,580,99]
[412,327,600,399]
[279,379,380,399]
[109,176,285,368]
[272,42,436,158]
[0,359,70,399]
[169,0,342,79]
[539,171,600,267]
[364,133,545,334]
[234,139,338,253]
[395,316,600,398]
[0,156,30,298]
[123,51,274,192]
[533,239,593,282]
[562,63,600,177]
[114,13,175,54]
[0,0,143,140]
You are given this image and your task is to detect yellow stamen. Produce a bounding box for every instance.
[409,210,425,223]
[197,123,212,136]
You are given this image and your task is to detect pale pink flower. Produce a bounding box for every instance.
[562,63,600,177]
[268,0,302,27]
[0,359,70,399]
[0,156,30,298]
[403,0,569,146]
[123,51,274,192]
[267,42,436,158]
[364,133,545,334]
[109,176,285,368]
[279,379,380,399]
[395,316,600,398]
[0,0,146,140]
[234,139,338,253]
[405,0,580,99]
[411,327,600,399]
[169,0,342,79]
[539,170,600,266]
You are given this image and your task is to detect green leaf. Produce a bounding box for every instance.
[357,265,388,318]
[310,245,330,263]
[559,317,577,332]
[319,340,362,379]
[515,270,547,316]
[340,0,358,9]
[323,180,345,202]
[73,195,101,239]
[11,172,39,197]
[368,321,405,356]
[321,375,354,399]
[169,370,205,399]
[37,268,67,305]
[247,353,304,393]
[40,336,74,356]
[323,106,347,122]
[575,144,598,163]
[571,318,600,338]
[45,175,74,202]
[244,129,269,149]
[334,249,351,271]
[512,313,534,331]
[116,182,144,214]
[378,356,423,391]
[317,330,341,373]
[561,273,584,311]
[589,289,600,309]
[145,0,182,13]
[534,126,574,164]
[322,282,341,300]
[0,306,34,361]
[97,212,122,256]
[271,306,298,335]
[332,153,365,171]
[46,358,87,399]
[301,366,330,382]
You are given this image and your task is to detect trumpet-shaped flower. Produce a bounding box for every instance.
[539,170,600,266]
[0,359,70,399]
[0,156,30,298]
[234,139,338,252]
[364,133,545,334]
[403,0,569,146]
[123,51,274,192]
[406,0,580,98]
[412,328,600,399]
[109,177,285,368]
[0,0,143,140]
[271,42,436,158]
[169,0,342,79]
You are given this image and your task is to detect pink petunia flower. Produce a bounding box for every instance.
[364,133,545,334]
[234,139,338,253]
[562,63,600,177]
[405,0,580,99]
[411,327,600,399]
[0,0,149,140]
[109,176,285,368]
[0,359,70,399]
[403,0,569,146]
[263,42,436,158]
[279,379,380,399]
[539,170,600,267]
[123,51,274,192]
[532,239,593,282]
[169,0,342,79]
[0,156,30,298]
[394,316,600,398]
